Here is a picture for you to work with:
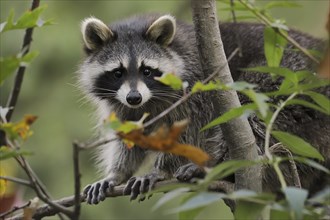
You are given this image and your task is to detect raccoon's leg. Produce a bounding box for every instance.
[84,140,146,204]
[174,163,206,182]
[123,169,168,201]
[175,126,227,182]
[123,153,180,201]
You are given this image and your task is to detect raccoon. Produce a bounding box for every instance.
[78,14,329,205]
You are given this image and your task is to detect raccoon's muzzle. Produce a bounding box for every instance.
[126,90,142,105]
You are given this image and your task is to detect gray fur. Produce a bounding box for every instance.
[79,14,329,204]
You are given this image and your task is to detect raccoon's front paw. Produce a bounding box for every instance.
[123,173,165,201]
[83,178,119,205]
[174,163,206,182]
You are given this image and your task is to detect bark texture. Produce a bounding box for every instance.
[191,0,262,192]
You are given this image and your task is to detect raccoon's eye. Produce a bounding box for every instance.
[143,68,152,77]
[114,70,123,78]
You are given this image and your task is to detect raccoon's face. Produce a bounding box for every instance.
[79,15,184,115]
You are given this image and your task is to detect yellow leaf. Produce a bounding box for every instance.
[106,112,149,134]
[14,115,38,140]
[0,114,38,141]
[0,167,7,197]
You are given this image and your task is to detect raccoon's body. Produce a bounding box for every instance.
[79,14,329,204]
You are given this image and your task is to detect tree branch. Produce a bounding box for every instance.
[76,137,118,150]
[72,143,81,220]
[191,0,262,192]
[0,176,32,188]
[0,201,31,219]
[8,179,234,220]
[16,156,72,218]
[5,0,40,121]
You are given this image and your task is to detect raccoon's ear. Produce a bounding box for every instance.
[81,17,114,52]
[146,15,176,46]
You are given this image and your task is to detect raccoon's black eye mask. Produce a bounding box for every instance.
[140,62,163,78]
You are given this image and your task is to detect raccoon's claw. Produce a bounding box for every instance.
[123,173,164,201]
[83,178,117,205]
[174,163,206,182]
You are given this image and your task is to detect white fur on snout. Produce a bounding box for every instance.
[116,82,131,107]
[137,80,152,105]
[116,81,151,108]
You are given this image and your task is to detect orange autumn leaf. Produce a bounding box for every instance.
[117,120,210,166]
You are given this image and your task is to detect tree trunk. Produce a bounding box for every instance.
[191,0,262,192]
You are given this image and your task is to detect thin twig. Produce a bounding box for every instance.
[17,156,73,218]
[238,0,319,64]
[269,143,301,188]
[72,143,81,220]
[264,92,297,189]
[8,179,234,220]
[0,176,32,188]
[6,136,67,219]
[0,201,31,219]
[144,48,239,128]
[5,0,41,121]
[6,140,69,220]
[76,137,118,150]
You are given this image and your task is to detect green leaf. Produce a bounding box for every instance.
[0,56,20,85]
[220,5,249,11]
[229,190,257,199]
[283,187,308,220]
[230,190,276,203]
[308,187,330,205]
[235,200,266,220]
[203,160,258,184]
[0,147,32,160]
[21,51,39,64]
[270,209,291,220]
[264,27,288,67]
[264,2,301,10]
[191,80,222,93]
[0,10,15,32]
[155,73,183,90]
[272,131,324,160]
[292,157,329,174]
[201,103,257,131]
[178,193,205,220]
[305,91,330,114]
[242,90,269,118]
[226,15,257,22]
[285,99,329,115]
[1,6,52,33]
[225,81,256,91]
[171,192,225,213]
[153,187,190,210]
[242,66,294,78]
[107,112,149,134]
[0,51,39,85]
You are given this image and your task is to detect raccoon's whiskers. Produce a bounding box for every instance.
[92,87,118,93]
[152,91,182,99]
[77,95,92,107]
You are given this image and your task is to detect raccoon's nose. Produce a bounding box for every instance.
[126,90,142,105]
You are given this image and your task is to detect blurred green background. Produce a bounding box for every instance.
[0,0,328,219]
